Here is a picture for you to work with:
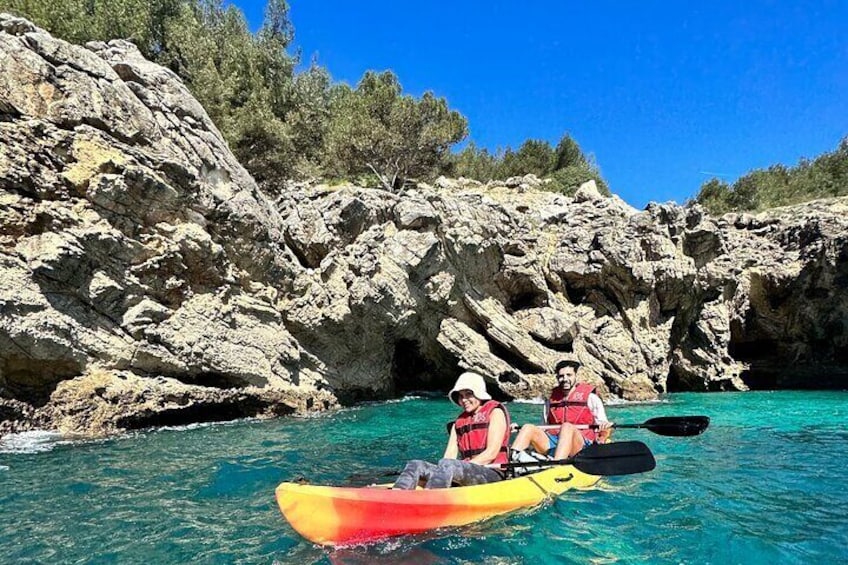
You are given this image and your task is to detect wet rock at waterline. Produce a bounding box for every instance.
[2,15,847,437]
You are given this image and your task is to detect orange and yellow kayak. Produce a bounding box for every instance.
[275,465,600,546]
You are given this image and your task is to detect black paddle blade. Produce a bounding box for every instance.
[641,416,710,437]
[570,441,656,476]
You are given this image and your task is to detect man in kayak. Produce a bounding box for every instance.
[393,371,511,489]
[511,359,612,460]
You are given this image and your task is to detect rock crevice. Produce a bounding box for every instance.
[1,16,847,437]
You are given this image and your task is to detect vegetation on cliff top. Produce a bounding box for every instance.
[1,0,605,196]
[3,0,844,207]
[694,137,848,214]
[448,134,610,196]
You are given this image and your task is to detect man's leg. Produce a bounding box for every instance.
[511,424,551,454]
[551,423,586,460]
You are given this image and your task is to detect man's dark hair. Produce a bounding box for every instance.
[555,359,580,373]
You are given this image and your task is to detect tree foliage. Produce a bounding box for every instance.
[153,0,303,187]
[499,140,556,179]
[448,133,610,196]
[446,142,500,181]
[324,71,468,190]
[3,0,614,196]
[695,137,848,213]
[554,134,587,169]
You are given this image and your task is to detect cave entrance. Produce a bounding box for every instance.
[738,370,780,390]
[728,339,778,363]
[390,339,456,396]
[666,365,707,393]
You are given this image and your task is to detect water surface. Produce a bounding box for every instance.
[1,391,846,564]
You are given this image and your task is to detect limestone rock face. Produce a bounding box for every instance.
[278,181,848,402]
[41,370,334,435]
[0,15,334,435]
[2,16,847,437]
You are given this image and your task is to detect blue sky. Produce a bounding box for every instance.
[233,1,847,208]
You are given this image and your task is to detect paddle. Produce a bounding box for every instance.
[496,440,655,476]
[346,440,656,484]
[539,415,710,437]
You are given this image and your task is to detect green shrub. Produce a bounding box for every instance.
[496,139,556,179]
[446,142,501,181]
[695,137,848,213]
[443,132,610,196]
[546,164,610,196]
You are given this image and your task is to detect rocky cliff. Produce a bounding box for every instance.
[2,16,846,437]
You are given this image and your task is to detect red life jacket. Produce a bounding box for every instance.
[547,383,597,442]
[454,400,511,464]
[547,386,568,425]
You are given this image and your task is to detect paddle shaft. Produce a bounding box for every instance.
[539,424,615,431]
[535,415,710,437]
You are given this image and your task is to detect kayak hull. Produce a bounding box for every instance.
[275,465,600,546]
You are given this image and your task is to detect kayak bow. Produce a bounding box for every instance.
[275,465,600,546]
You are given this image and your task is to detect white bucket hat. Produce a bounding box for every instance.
[449,371,492,406]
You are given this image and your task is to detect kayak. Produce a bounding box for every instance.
[275,465,601,546]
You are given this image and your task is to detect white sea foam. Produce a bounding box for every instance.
[383,395,425,404]
[0,465,9,471]
[606,397,670,406]
[295,410,339,419]
[355,394,432,407]
[0,430,64,454]
[0,430,118,454]
[153,418,253,433]
[511,397,546,405]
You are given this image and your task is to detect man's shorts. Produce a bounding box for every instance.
[544,431,559,455]
[544,431,592,455]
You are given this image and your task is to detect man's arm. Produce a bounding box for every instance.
[588,393,610,424]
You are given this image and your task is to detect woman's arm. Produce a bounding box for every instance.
[469,408,507,465]
[443,425,459,459]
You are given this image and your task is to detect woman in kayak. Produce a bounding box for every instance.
[511,358,612,460]
[393,371,511,489]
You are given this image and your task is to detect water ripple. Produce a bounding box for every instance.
[1,391,847,563]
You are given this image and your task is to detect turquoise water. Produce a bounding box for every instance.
[1,391,847,564]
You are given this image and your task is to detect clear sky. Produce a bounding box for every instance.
[232,1,848,209]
